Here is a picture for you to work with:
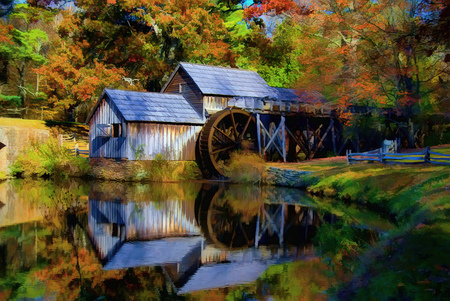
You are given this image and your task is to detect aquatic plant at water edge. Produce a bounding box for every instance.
[133,153,202,182]
[223,150,266,183]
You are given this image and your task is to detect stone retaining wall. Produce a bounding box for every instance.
[0,126,50,174]
[264,166,312,188]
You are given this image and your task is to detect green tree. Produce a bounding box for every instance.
[0,4,55,106]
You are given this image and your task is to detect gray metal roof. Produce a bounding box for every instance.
[163,63,326,103]
[270,87,326,103]
[91,89,204,124]
[176,62,276,97]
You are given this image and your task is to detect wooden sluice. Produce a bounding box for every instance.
[227,96,339,162]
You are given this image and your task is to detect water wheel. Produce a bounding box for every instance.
[199,108,257,177]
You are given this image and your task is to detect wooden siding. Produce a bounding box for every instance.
[88,198,199,261]
[126,123,202,160]
[163,69,204,118]
[203,96,232,115]
[89,97,127,159]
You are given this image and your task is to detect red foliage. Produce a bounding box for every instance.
[0,23,14,44]
[244,0,312,20]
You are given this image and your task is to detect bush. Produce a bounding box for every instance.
[223,150,266,184]
[10,137,90,178]
[133,154,202,182]
[0,95,22,107]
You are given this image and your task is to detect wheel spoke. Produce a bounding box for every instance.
[239,115,253,140]
[230,110,239,140]
[212,144,236,155]
[213,126,236,143]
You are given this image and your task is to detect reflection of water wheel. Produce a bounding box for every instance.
[199,108,257,177]
[195,184,256,250]
[207,199,256,249]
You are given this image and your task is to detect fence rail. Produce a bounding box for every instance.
[347,147,450,165]
[59,132,89,157]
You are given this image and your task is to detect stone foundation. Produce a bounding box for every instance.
[264,166,312,188]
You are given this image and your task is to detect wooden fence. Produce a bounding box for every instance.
[347,147,450,165]
[59,133,89,157]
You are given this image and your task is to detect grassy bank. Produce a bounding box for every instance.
[265,146,450,299]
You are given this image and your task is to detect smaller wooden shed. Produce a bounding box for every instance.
[86,89,204,160]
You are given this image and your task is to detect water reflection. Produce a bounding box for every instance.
[0,180,385,300]
[88,183,335,294]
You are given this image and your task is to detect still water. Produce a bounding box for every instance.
[0,179,390,300]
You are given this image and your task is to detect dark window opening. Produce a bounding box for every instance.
[112,223,119,237]
[112,123,121,137]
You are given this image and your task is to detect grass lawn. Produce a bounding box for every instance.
[0,117,89,135]
[267,145,450,299]
[0,117,48,130]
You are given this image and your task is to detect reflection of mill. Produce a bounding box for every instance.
[196,184,321,252]
[255,203,318,248]
[88,183,329,294]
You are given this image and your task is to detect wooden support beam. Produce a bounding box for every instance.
[281,116,286,162]
[306,118,311,159]
[280,204,285,246]
[285,127,308,157]
[311,119,334,159]
[331,122,337,155]
[263,119,284,158]
[256,113,261,155]
[338,137,349,156]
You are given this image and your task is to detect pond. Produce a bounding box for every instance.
[0,179,393,300]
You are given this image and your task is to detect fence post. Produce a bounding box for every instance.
[379,148,383,163]
[425,146,430,163]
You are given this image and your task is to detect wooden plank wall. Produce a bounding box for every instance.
[163,69,204,118]
[89,97,127,159]
[126,123,202,161]
[204,96,232,114]
[88,198,199,259]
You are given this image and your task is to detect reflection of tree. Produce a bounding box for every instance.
[34,207,177,300]
[189,258,348,301]
[0,222,49,299]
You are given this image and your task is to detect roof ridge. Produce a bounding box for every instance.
[179,62,259,73]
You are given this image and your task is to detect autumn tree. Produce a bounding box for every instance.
[35,41,129,120]
[292,0,449,117]
[0,3,56,106]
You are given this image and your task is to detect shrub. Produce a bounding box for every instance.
[132,154,202,182]
[10,137,90,178]
[0,94,22,107]
[223,150,266,184]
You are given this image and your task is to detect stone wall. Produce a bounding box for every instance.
[89,157,135,181]
[264,166,313,188]
[0,126,50,174]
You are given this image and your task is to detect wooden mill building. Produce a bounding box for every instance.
[87,62,330,162]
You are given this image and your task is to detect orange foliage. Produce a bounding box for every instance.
[0,23,13,44]
[244,0,312,20]
[35,42,129,109]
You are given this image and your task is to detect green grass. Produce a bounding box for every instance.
[0,117,48,130]
[264,146,450,299]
